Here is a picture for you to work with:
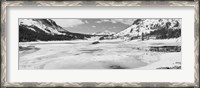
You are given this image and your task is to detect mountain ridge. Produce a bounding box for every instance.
[19,18,181,42]
[19,19,92,42]
[92,30,116,36]
[113,19,181,40]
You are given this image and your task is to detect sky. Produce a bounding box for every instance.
[52,19,136,34]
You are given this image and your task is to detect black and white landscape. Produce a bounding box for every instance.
[19,18,181,69]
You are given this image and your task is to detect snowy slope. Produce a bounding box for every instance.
[115,19,181,37]
[19,19,66,35]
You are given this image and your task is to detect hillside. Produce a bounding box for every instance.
[114,19,181,40]
[19,19,92,42]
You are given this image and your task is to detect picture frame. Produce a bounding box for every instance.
[1,0,199,87]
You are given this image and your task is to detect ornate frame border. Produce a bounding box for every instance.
[1,0,199,87]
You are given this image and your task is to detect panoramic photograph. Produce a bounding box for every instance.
[19,18,181,70]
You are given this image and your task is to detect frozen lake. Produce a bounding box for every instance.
[19,39,181,69]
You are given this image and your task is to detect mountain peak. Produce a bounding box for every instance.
[115,19,181,37]
[92,30,116,35]
[19,19,67,35]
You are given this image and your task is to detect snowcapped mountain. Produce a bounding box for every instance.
[92,30,116,35]
[19,19,91,42]
[19,19,67,35]
[115,19,181,38]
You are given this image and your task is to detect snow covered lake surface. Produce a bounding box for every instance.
[19,39,181,70]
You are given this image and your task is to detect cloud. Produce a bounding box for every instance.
[96,21,102,23]
[96,19,110,23]
[95,19,136,25]
[92,25,96,28]
[110,20,117,23]
[110,19,136,25]
[101,19,110,22]
[52,19,85,28]
[84,20,89,24]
